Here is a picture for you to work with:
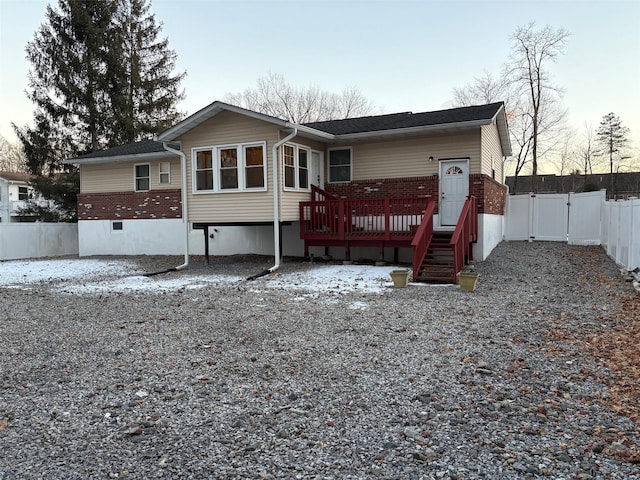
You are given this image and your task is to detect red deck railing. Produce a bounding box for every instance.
[300,196,431,243]
[450,195,478,280]
[410,201,436,279]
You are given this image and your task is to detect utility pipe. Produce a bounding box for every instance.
[247,128,297,280]
[162,142,189,270]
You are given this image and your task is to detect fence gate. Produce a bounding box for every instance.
[505,191,605,243]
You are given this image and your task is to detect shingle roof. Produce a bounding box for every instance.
[303,102,505,135]
[0,171,32,182]
[72,140,178,160]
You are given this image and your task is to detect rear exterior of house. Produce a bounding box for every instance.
[67,101,511,279]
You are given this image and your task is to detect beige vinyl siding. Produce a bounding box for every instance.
[481,123,504,181]
[180,110,281,223]
[80,158,181,193]
[335,130,481,181]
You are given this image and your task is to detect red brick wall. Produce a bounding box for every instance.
[469,174,507,215]
[325,176,438,200]
[325,175,506,215]
[77,190,182,220]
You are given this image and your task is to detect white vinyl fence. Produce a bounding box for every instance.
[505,190,605,244]
[0,223,78,261]
[506,190,639,271]
[602,198,640,271]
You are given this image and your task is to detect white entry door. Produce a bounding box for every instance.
[440,159,469,226]
[310,151,324,188]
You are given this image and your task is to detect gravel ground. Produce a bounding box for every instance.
[1,241,639,479]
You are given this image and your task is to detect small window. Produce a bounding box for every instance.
[298,148,309,189]
[196,151,214,190]
[244,145,265,189]
[159,162,171,184]
[18,186,30,201]
[329,148,351,183]
[135,164,150,191]
[282,144,311,191]
[112,221,123,231]
[219,147,239,190]
[283,145,295,189]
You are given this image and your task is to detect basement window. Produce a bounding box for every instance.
[112,221,123,231]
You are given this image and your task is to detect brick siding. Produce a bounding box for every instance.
[325,175,506,215]
[77,190,182,220]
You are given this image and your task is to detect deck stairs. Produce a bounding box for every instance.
[414,231,456,283]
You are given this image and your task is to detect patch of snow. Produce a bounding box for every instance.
[0,258,417,296]
[0,259,136,285]
[263,265,399,294]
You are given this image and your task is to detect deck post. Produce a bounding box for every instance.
[344,243,351,262]
[203,225,210,265]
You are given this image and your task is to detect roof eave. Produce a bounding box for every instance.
[491,104,512,157]
[334,119,491,142]
[293,124,335,142]
[63,150,177,165]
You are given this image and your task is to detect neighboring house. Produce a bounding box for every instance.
[0,171,39,223]
[506,172,640,200]
[66,101,511,282]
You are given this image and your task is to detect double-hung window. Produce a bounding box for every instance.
[328,148,352,183]
[282,144,310,191]
[159,162,171,184]
[18,186,29,200]
[134,163,150,191]
[193,142,266,192]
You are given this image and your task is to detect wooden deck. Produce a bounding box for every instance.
[299,186,477,283]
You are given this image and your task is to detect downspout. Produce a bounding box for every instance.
[247,127,297,280]
[163,142,189,270]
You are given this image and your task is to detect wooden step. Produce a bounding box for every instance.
[415,231,456,283]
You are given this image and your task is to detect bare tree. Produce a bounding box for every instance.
[0,134,27,172]
[576,123,602,178]
[225,72,377,123]
[505,23,570,186]
[451,71,513,107]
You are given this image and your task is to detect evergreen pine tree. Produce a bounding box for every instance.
[109,0,185,145]
[13,0,185,220]
[596,112,630,198]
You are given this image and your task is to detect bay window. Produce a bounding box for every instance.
[193,142,266,192]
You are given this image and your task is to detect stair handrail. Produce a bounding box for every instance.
[450,195,478,279]
[410,200,436,280]
[311,184,338,203]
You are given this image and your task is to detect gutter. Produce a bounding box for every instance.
[162,142,189,271]
[247,127,298,280]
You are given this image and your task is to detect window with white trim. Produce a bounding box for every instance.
[18,186,30,200]
[134,163,150,191]
[328,148,352,183]
[282,143,310,191]
[193,142,266,192]
[159,162,171,184]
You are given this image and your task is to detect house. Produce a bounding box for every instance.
[65,101,511,282]
[0,171,38,223]
[506,172,640,200]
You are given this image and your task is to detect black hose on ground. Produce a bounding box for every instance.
[143,267,177,277]
[246,269,271,281]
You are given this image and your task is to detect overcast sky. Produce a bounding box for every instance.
[1,0,639,173]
